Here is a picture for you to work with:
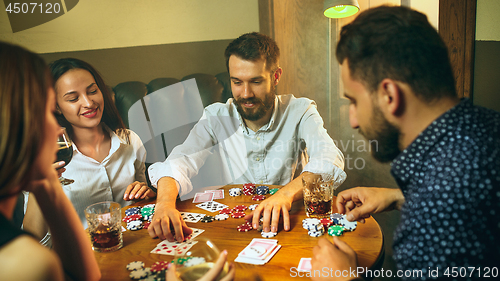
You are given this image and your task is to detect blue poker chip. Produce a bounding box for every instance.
[125,207,141,216]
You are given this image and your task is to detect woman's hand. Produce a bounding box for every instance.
[123,181,156,201]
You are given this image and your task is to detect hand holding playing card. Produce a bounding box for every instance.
[311,237,358,281]
[148,203,192,242]
[167,250,235,281]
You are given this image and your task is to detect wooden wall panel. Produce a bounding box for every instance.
[439,0,476,98]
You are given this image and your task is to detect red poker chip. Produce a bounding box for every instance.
[237,223,253,232]
[320,218,333,228]
[151,261,169,272]
[252,195,266,201]
[219,208,233,214]
[231,211,246,218]
[233,205,248,211]
[143,221,151,229]
[243,183,255,188]
[123,214,142,222]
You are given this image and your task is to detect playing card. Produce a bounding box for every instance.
[180,212,206,223]
[196,201,228,212]
[239,239,278,260]
[204,190,224,200]
[235,238,281,265]
[193,192,214,203]
[185,227,205,240]
[151,240,198,256]
[298,258,312,272]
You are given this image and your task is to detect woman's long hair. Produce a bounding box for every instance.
[49,58,129,143]
[0,42,51,197]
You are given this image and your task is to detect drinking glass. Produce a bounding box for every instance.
[57,127,74,185]
[302,173,335,218]
[173,238,228,281]
[84,201,123,252]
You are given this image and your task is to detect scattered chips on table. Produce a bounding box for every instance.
[233,205,247,211]
[219,208,233,214]
[237,223,253,232]
[249,204,259,211]
[231,211,246,218]
[252,195,265,201]
[127,261,145,271]
[200,215,215,223]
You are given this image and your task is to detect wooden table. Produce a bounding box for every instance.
[94,185,384,280]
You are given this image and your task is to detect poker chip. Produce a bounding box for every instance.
[256,185,269,195]
[215,214,229,221]
[261,231,277,238]
[252,195,265,201]
[320,218,333,228]
[200,215,214,223]
[129,268,149,279]
[231,211,246,218]
[242,184,256,196]
[123,214,143,223]
[143,204,156,208]
[183,257,206,267]
[328,225,345,236]
[127,221,143,231]
[125,207,141,216]
[229,187,242,196]
[233,205,248,211]
[341,219,357,231]
[249,204,259,211]
[151,261,169,273]
[172,257,193,265]
[219,208,233,214]
[237,223,253,232]
[308,229,324,237]
[143,221,151,229]
[269,188,279,195]
[127,261,145,271]
[330,213,343,224]
[243,183,256,188]
[302,218,322,231]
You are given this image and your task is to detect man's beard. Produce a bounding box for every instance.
[234,86,276,121]
[359,103,402,163]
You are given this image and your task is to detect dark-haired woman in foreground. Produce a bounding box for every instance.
[0,42,100,280]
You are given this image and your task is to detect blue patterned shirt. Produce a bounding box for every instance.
[391,99,500,280]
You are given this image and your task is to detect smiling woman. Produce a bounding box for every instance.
[46,58,156,228]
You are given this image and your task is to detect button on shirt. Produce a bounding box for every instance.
[391,99,500,280]
[149,94,346,197]
[62,129,147,228]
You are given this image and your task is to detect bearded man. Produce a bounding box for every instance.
[148,32,346,242]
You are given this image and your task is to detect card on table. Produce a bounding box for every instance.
[196,201,228,212]
[235,238,281,265]
[298,258,312,272]
[204,189,224,200]
[150,228,205,255]
[193,192,214,203]
[180,212,206,223]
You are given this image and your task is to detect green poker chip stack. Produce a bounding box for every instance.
[141,206,154,216]
[171,256,193,266]
[328,225,344,236]
[269,188,279,195]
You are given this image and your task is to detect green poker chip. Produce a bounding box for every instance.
[328,225,344,236]
[269,188,279,195]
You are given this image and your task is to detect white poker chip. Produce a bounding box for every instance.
[229,188,242,196]
[127,221,143,231]
[143,204,156,208]
[184,257,206,267]
[308,229,324,237]
[340,219,357,231]
[249,204,259,211]
[215,214,229,221]
[126,261,145,271]
[129,268,149,279]
[255,224,263,232]
[261,231,277,238]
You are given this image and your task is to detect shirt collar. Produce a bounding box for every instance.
[390,98,471,185]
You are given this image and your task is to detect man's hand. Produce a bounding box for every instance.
[148,177,191,242]
[245,189,293,233]
[336,187,405,223]
[123,181,156,201]
[148,204,192,242]
[311,237,358,281]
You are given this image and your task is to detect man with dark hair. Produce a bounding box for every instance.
[148,32,346,242]
[312,6,499,280]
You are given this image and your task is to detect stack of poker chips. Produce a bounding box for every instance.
[242,183,256,195]
[328,225,345,236]
[269,188,279,195]
[123,204,155,231]
[302,218,325,237]
[229,187,242,197]
[255,185,269,195]
[330,213,343,225]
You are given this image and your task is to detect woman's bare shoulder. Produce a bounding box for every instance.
[0,235,64,281]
